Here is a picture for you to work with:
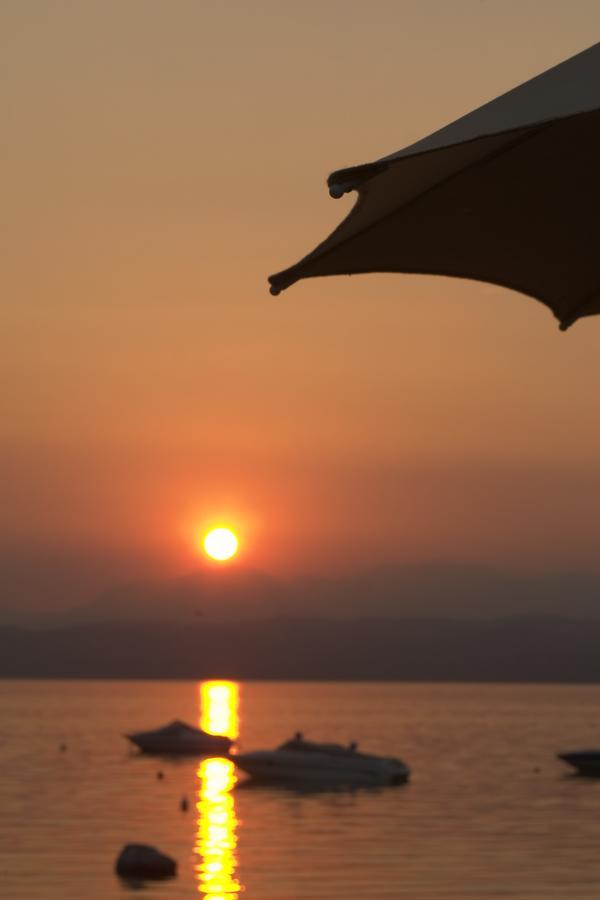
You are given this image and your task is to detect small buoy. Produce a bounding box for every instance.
[180,795,189,812]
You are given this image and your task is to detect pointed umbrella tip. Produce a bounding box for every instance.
[268,269,298,295]
[328,183,347,199]
[268,272,283,295]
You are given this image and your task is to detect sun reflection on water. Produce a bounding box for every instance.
[195,681,241,898]
[200,680,239,739]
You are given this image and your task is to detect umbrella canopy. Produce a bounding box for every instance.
[268,43,600,330]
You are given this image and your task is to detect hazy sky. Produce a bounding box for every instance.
[3,1,600,610]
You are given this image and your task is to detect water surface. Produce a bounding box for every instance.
[2,680,600,898]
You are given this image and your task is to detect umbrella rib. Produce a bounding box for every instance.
[326,117,560,196]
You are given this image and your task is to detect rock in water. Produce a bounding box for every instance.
[115,844,177,879]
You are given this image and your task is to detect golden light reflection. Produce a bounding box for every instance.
[195,680,241,898]
[200,681,239,740]
[195,758,240,898]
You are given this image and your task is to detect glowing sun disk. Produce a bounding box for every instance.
[203,528,239,562]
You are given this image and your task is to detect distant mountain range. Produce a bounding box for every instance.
[2,615,600,681]
[4,562,600,628]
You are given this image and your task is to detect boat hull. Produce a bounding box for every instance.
[128,737,231,755]
[234,750,409,787]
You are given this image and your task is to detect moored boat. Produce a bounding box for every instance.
[234,733,409,787]
[126,720,233,756]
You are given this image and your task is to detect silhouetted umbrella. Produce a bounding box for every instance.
[269,43,600,330]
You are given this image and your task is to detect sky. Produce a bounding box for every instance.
[3,1,600,612]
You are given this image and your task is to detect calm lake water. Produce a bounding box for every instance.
[2,680,600,898]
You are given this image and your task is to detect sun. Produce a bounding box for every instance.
[203,527,239,562]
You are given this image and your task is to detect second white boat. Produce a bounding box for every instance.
[234,734,410,787]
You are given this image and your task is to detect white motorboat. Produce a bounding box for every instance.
[234,734,410,787]
[126,720,233,756]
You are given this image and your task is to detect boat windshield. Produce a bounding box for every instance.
[277,738,359,757]
[156,720,203,736]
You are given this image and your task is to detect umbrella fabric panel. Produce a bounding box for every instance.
[270,110,600,328]
[268,43,600,328]
[269,125,537,290]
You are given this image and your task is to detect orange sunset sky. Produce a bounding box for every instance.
[3,1,600,610]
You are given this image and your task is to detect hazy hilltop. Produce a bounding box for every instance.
[2,616,600,681]
[3,562,600,628]
[3,561,600,681]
